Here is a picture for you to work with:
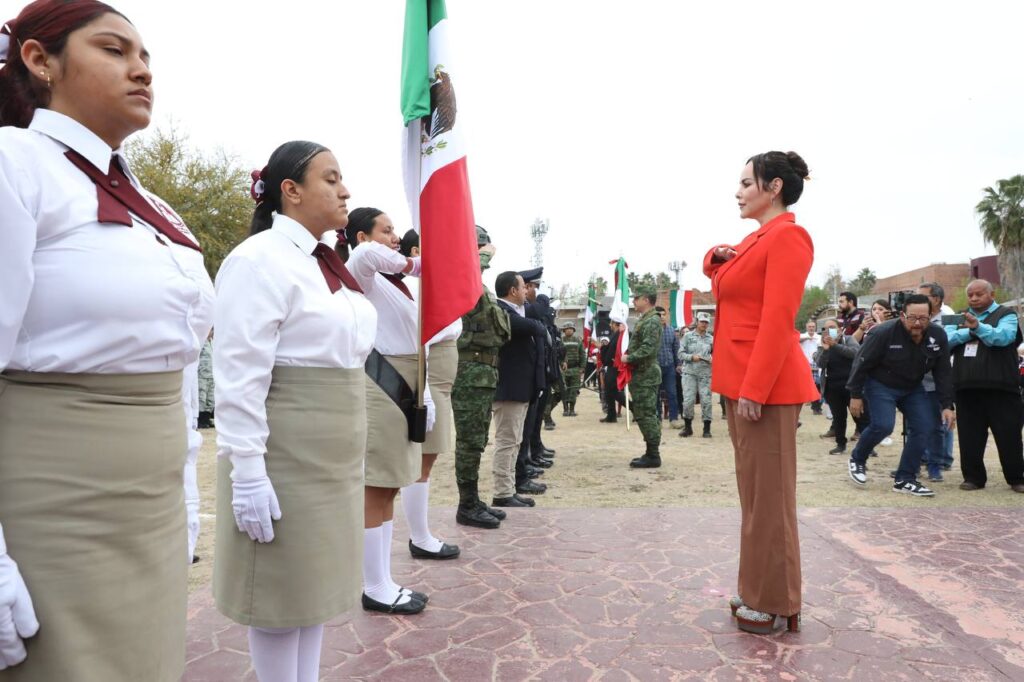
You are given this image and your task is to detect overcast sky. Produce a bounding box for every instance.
[113,0,1020,295]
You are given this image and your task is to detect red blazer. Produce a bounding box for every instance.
[703,212,819,405]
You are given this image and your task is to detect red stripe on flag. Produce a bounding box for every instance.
[419,156,481,343]
[683,290,694,327]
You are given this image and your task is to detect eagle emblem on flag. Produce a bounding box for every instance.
[421,64,456,155]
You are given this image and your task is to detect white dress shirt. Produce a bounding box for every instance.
[0,108,213,375]
[347,241,422,356]
[0,109,215,499]
[214,214,377,479]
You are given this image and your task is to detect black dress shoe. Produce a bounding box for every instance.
[361,592,426,615]
[492,495,532,508]
[456,503,500,529]
[479,500,506,520]
[517,479,547,495]
[530,457,553,468]
[513,493,536,507]
[526,467,543,478]
[409,539,461,560]
[542,447,556,456]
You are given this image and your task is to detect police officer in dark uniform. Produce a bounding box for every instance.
[452,227,513,528]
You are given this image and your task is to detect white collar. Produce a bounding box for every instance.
[29,108,123,174]
[272,213,320,255]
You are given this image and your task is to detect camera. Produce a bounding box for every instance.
[888,291,913,314]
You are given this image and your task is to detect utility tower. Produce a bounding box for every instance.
[530,218,549,268]
[667,260,687,288]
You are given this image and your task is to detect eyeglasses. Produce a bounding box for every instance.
[903,314,930,324]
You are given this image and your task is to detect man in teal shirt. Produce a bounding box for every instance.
[944,279,1024,493]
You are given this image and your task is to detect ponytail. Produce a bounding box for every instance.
[247,140,329,236]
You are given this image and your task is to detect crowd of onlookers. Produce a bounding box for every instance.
[798,283,1024,497]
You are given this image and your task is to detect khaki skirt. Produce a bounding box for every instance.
[365,354,422,488]
[214,366,365,628]
[0,371,186,682]
[423,339,457,455]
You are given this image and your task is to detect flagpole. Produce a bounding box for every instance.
[625,386,631,431]
[417,221,426,411]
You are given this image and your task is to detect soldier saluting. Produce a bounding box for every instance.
[451,227,512,529]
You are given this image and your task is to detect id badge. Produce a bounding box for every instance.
[964,341,979,358]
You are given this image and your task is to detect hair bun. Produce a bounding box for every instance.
[786,151,810,180]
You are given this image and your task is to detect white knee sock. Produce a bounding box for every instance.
[363,525,407,605]
[296,624,324,682]
[401,479,443,552]
[248,626,300,682]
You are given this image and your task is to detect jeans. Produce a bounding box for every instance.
[918,390,952,475]
[660,365,679,421]
[850,377,933,482]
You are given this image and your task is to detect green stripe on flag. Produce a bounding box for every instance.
[669,289,679,328]
[400,0,449,124]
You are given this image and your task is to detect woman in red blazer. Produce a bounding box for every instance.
[703,151,817,635]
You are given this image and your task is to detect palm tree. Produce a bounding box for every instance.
[975,175,1024,311]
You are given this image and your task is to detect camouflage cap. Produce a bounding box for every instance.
[476,225,491,246]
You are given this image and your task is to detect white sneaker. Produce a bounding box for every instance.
[848,459,867,485]
[881,437,893,446]
[892,479,935,497]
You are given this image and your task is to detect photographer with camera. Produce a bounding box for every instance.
[944,279,1024,493]
[845,294,955,497]
[813,319,861,455]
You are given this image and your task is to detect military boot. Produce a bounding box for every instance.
[544,416,556,430]
[568,401,577,417]
[629,442,662,468]
[562,402,570,416]
[456,481,500,529]
[702,421,712,438]
[680,418,694,437]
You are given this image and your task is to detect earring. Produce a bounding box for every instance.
[40,71,51,88]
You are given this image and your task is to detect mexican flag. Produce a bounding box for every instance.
[609,258,632,390]
[582,283,597,349]
[669,288,693,328]
[401,0,481,344]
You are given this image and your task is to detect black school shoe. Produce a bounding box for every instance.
[409,539,461,560]
[361,592,426,615]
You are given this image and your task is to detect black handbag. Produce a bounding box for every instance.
[364,350,427,443]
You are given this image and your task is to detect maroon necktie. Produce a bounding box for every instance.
[312,243,364,294]
[64,150,202,252]
[381,273,413,300]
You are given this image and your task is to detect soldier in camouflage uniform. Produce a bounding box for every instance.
[452,227,513,529]
[625,293,664,468]
[679,312,714,438]
[561,323,584,416]
[197,334,215,429]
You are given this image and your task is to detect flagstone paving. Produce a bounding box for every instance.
[184,507,1024,681]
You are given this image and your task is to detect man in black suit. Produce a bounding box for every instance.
[492,271,547,508]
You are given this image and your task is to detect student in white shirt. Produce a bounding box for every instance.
[397,229,463,561]
[0,3,213,679]
[212,141,376,682]
[338,208,433,615]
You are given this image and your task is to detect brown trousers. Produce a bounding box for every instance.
[725,399,802,616]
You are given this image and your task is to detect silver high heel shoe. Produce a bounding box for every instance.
[735,605,800,634]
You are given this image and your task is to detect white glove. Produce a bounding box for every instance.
[184,458,200,564]
[0,525,39,670]
[231,476,282,543]
[423,383,436,433]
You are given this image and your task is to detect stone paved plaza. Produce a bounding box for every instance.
[184,507,1024,681]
